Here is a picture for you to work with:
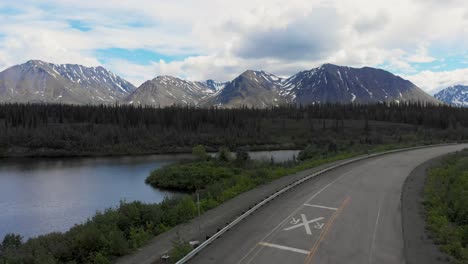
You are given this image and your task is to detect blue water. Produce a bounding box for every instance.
[0,150,299,239]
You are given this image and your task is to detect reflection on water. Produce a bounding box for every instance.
[0,150,299,239]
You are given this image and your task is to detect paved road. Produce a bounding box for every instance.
[116,151,361,264]
[189,144,468,264]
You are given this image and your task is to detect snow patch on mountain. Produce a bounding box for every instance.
[434,85,468,107]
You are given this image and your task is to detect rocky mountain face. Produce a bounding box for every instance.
[0,60,136,104]
[131,64,438,108]
[434,85,468,107]
[0,61,439,107]
[281,64,439,104]
[125,76,225,107]
[200,70,289,108]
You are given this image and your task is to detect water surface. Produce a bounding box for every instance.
[0,150,299,239]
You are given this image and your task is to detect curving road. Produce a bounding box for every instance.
[188,144,468,264]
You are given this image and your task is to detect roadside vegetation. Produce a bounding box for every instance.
[146,145,360,208]
[424,149,468,263]
[0,197,198,264]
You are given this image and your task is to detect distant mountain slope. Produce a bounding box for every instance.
[0,61,440,107]
[0,60,136,104]
[434,85,468,107]
[200,70,289,108]
[281,64,439,104]
[125,76,225,107]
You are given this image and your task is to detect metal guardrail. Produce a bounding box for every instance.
[176,143,457,263]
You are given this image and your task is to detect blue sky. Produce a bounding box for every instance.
[0,0,467,93]
[95,48,186,65]
[382,54,468,75]
[68,20,92,32]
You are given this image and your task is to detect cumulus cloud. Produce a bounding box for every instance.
[354,11,390,33]
[232,7,343,61]
[404,68,468,94]
[0,0,467,91]
[406,44,436,63]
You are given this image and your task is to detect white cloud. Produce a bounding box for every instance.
[403,68,468,95]
[407,44,436,63]
[0,0,467,90]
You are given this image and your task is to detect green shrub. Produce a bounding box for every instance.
[169,239,192,263]
[192,145,209,161]
[425,149,468,263]
[1,233,22,250]
[298,144,321,160]
[92,252,110,264]
[217,147,232,162]
[129,227,150,249]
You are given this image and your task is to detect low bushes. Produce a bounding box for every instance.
[424,149,468,263]
[0,197,197,264]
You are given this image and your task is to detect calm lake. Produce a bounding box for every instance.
[0,150,299,239]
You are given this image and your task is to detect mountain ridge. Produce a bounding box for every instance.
[0,60,441,107]
[0,60,136,104]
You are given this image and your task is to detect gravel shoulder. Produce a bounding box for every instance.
[402,155,452,264]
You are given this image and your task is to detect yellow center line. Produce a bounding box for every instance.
[304,196,351,264]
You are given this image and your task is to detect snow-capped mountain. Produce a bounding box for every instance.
[0,60,136,104]
[0,61,440,107]
[125,76,225,107]
[129,64,440,108]
[434,85,468,107]
[281,64,439,104]
[199,70,288,108]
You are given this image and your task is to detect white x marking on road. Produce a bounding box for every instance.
[283,214,324,235]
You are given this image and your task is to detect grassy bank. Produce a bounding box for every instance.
[146,146,362,213]
[424,149,468,263]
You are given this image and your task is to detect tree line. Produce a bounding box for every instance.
[0,102,467,157]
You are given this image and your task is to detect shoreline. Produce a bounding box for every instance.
[0,144,300,159]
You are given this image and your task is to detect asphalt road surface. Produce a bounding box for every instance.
[188,144,468,264]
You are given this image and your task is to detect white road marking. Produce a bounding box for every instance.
[369,202,382,264]
[314,222,324,229]
[284,215,324,235]
[258,242,310,255]
[290,217,300,225]
[238,170,354,264]
[302,214,313,235]
[304,204,338,211]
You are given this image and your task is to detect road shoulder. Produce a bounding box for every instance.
[401,155,452,264]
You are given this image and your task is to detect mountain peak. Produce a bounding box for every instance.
[0,60,136,104]
[153,75,182,81]
[25,59,46,65]
[240,69,263,76]
[23,60,50,69]
[282,64,439,104]
[126,75,218,107]
[318,63,356,72]
[434,85,468,107]
[319,63,338,68]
